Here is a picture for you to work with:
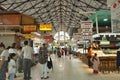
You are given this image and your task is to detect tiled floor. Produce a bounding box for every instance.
[7,54,120,80]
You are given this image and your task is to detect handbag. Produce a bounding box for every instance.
[47,57,53,69]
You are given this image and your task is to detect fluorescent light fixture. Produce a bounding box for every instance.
[103,18,108,21]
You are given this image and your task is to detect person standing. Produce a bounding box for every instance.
[57,47,61,58]
[22,41,34,80]
[87,47,93,68]
[0,45,9,80]
[33,46,39,64]
[91,53,100,74]
[38,43,49,79]
[68,46,72,59]
[8,43,17,54]
[17,47,23,73]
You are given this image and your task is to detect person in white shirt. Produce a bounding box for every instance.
[8,53,17,80]
[22,41,34,80]
[0,45,9,80]
[33,46,39,64]
[8,43,17,54]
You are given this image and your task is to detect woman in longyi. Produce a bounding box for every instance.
[91,53,100,74]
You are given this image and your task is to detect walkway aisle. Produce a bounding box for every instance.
[7,54,120,80]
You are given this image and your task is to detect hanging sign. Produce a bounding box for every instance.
[39,24,52,31]
[23,34,36,38]
[23,25,36,32]
[43,35,53,43]
[81,21,93,29]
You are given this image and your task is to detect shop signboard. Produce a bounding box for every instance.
[0,14,20,25]
[111,0,120,19]
[82,28,92,32]
[23,25,36,33]
[111,0,120,32]
[23,34,36,38]
[43,35,53,43]
[39,24,52,31]
[82,36,92,40]
[81,21,93,40]
[82,32,92,36]
[81,21,93,29]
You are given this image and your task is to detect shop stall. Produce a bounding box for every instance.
[0,9,35,47]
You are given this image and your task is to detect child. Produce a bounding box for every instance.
[8,53,17,80]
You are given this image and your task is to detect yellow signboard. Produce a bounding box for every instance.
[23,25,36,32]
[54,42,59,46]
[23,34,36,38]
[39,24,52,31]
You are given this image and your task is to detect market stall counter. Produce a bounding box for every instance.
[76,49,118,73]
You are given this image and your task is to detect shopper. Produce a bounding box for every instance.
[33,46,39,64]
[38,43,49,79]
[68,46,72,59]
[8,53,18,80]
[17,47,23,73]
[57,47,61,58]
[8,43,17,54]
[91,53,100,74]
[22,41,34,80]
[0,45,9,80]
[64,47,67,56]
[87,47,93,68]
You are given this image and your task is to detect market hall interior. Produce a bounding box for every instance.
[0,0,120,80]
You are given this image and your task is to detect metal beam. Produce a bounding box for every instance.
[8,0,29,10]
[22,0,55,13]
[0,0,7,3]
[38,8,82,24]
[7,0,16,10]
[33,4,88,20]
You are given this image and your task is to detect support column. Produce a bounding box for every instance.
[96,15,99,34]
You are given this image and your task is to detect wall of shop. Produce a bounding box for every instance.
[0,35,15,48]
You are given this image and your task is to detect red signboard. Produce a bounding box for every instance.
[43,35,53,43]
